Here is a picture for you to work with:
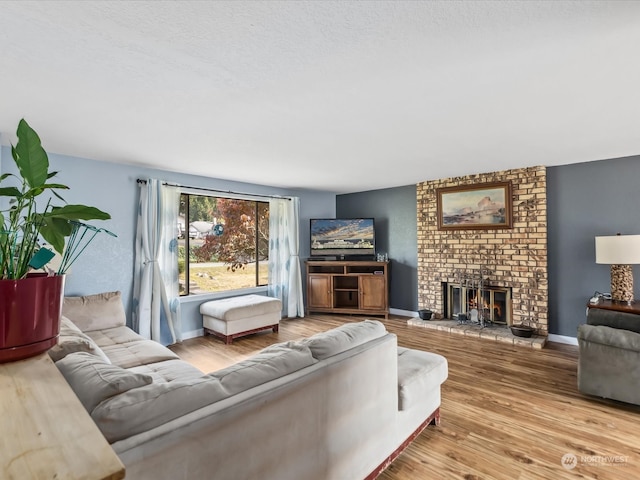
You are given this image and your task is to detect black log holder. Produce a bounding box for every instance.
[510,324,535,338]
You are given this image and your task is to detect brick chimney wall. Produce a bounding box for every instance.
[416,166,548,335]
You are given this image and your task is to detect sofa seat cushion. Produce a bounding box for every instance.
[397,347,448,411]
[48,316,112,364]
[101,340,179,369]
[128,360,204,384]
[300,320,387,360]
[92,343,316,443]
[86,326,146,348]
[56,352,153,413]
[62,291,126,332]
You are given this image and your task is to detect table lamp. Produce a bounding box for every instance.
[595,234,640,303]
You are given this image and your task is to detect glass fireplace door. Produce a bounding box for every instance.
[446,283,511,324]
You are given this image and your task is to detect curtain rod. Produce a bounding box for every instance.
[136,179,291,201]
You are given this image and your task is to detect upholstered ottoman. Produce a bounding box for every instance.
[200,295,282,344]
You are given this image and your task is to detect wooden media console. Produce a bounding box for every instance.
[306,260,389,318]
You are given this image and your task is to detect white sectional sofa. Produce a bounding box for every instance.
[51,291,448,480]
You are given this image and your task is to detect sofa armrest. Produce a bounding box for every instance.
[577,324,640,404]
[578,324,640,352]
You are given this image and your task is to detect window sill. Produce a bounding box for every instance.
[179,285,268,304]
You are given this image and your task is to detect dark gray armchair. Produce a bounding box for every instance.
[577,308,640,405]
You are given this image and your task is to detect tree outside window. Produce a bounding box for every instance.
[179,194,269,295]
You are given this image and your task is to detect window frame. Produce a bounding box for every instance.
[179,189,269,297]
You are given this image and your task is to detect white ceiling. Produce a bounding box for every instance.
[1,1,640,194]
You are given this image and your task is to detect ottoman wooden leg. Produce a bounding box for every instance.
[204,327,234,345]
[272,324,279,333]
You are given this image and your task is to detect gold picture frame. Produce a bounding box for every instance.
[437,181,512,230]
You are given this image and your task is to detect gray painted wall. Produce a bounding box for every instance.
[337,155,640,337]
[547,155,640,337]
[336,185,418,311]
[0,146,337,336]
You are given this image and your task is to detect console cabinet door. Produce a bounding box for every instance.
[359,275,387,311]
[308,274,332,309]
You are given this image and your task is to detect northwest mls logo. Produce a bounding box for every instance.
[561,452,629,469]
[561,453,577,470]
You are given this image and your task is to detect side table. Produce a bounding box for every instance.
[0,353,125,479]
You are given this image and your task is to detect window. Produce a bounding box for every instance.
[179,193,269,295]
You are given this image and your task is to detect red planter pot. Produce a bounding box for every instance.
[0,274,65,363]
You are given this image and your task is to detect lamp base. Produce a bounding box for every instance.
[611,264,634,303]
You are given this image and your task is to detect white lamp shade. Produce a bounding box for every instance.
[595,235,640,264]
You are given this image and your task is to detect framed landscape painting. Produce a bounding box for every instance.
[437,181,512,230]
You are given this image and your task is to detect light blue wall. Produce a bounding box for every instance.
[337,185,418,311]
[0,146,336,336]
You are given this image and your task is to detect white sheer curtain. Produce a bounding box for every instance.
[132,179,182,344]
[268,197,304,318]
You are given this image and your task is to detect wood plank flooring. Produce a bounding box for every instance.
[169,314,640,480]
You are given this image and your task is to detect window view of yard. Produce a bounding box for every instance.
[179,194,269,295]
[182,261,269,293]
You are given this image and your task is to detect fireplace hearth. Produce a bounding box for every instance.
[407,317,546,349]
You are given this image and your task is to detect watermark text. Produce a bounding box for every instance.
[562,453,629,470]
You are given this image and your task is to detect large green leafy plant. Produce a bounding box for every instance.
[0,119,111,279]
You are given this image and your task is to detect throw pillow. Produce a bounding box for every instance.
[56,352,153,413]
[62,291,126,332]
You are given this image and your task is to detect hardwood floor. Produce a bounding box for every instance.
[169,314,640,480]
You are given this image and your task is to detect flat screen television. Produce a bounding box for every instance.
[310,218,375,258]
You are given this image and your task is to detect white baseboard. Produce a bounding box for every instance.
[547,334,578,346]
[389,308,418,317]
[182,328,204,340]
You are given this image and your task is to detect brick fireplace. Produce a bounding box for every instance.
[416,166,548,335]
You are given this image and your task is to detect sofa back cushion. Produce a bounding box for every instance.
[62,291,126,332]
[300,320,388,360]
[211,343,316,395]
[56,352,153,413]
[587,308,640,334]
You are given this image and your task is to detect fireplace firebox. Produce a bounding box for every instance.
[445,283,511,325]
